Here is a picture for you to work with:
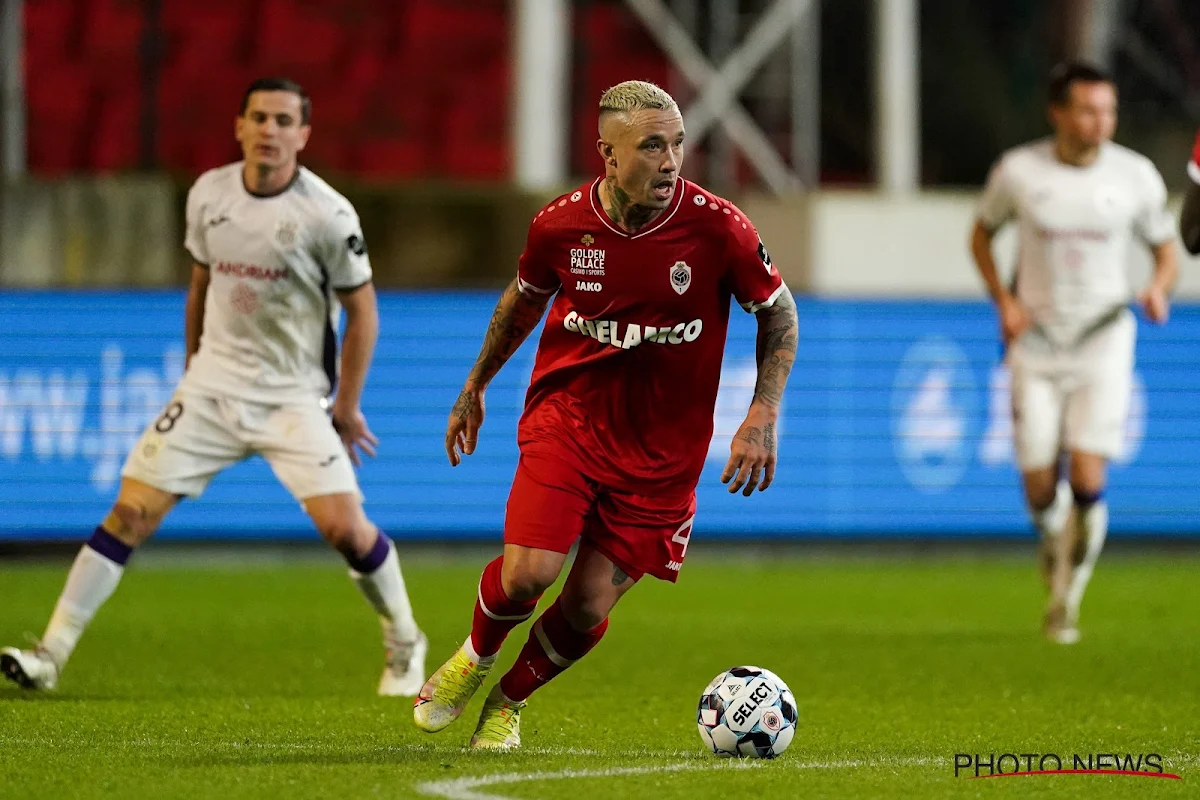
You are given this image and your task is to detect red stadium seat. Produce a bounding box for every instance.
[156,66,249,173]
[438,61,510,180]
[161,0,255,77]
[27,66,92,175]
[355,137,427,179]
[256,0,346,73]
[23,0,81,73]
[91,88,142,171]
[399,0,509,70]
[78,0,143,80]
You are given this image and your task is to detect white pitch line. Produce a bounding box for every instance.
[415,762,758,800]
[414,756,939,800]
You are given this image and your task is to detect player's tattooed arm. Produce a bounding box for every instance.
[722,287,797,496]
[446,278,551,465]
[465,277,550,388]
[1181,182,1200,256]
[752,287,799,411]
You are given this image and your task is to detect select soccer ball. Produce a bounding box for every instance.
[696,666,797,758]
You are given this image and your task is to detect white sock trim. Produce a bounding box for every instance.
[477,583,536,622]
[463,636,496,666]
[533,620,574,669]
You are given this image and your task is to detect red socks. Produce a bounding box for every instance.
[470,556,539,658]
[498,597,609,702]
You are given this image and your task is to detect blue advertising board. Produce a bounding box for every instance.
[2,291,1198,540]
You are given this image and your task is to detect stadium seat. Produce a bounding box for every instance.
[27,66,92,175]
[23,0,81,73]
[156,66,249,173]
[439,61,510,180]
[256,0,346,73]
[91,88,143,171]
[161,0,254,77]
[355,137,427,179]
[399,0,509,69]
[78,0,144,81]
[299,80,368,174]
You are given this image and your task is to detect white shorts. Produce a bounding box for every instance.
[122,389,360,500]
[1009,309,1135,471]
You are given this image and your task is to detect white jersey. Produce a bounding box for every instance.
[977,139,1173,346]
[180,163,372,404]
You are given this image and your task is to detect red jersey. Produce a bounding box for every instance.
[1190,128,1200,184]
[515,177,785,494]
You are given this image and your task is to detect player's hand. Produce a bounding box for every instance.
[446,385,486,466]
[721,405,778,497]
[997,293,1031,345]
[331,404,379,467]
[1138,284,1170,325]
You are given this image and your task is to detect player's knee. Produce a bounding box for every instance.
[1022,478,1058,512]
[1068,459,1107,501]
[1069,481,1105,507]
[561,595,611,632]
[315,518,369,558]
[501,569,555,603]
[106,502,163,545]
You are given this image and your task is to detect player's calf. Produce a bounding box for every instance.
[3,525,137,688]
[496,596,609,703]
[308,493,426,695]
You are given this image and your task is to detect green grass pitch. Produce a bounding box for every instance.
[1,548,1197,799]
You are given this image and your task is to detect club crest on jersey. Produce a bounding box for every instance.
[670,261,692,295]
[275,219,298,248]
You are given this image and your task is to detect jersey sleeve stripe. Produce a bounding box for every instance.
[1189,159,1200,185]
[740,284,785,313]
[517,276,557,295]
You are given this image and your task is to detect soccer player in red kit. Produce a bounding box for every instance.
[1182,128,1200,255]
[412,81,799,749]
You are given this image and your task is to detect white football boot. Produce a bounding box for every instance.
[378,632,428,697]
[1,646,60,690]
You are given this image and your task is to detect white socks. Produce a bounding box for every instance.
[1065,498,1109,618]
[1030,481,1072,541]
[40,545,126,667]
[350,541,421,643]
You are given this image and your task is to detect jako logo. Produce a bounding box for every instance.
[563,310,703,350]
[0,345,183,492]
[575,281,603,292]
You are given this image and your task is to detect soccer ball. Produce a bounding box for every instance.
[696,666,797,758]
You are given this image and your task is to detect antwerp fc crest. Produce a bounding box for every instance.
[670,261,692,295]
[275,219,298,248]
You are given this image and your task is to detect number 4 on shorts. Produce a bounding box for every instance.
[671,516,696,559]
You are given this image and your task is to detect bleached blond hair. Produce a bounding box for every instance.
[598,81,679,129]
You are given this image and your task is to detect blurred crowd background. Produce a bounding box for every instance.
[3,0,1198,290]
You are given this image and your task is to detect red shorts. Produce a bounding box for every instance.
[504,448,697,582]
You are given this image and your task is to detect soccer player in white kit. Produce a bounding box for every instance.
[970,63,1178,644]
[1,78,427,694]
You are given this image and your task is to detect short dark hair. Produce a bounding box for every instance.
[1048,61,1113,106]
[240,77,311,124]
